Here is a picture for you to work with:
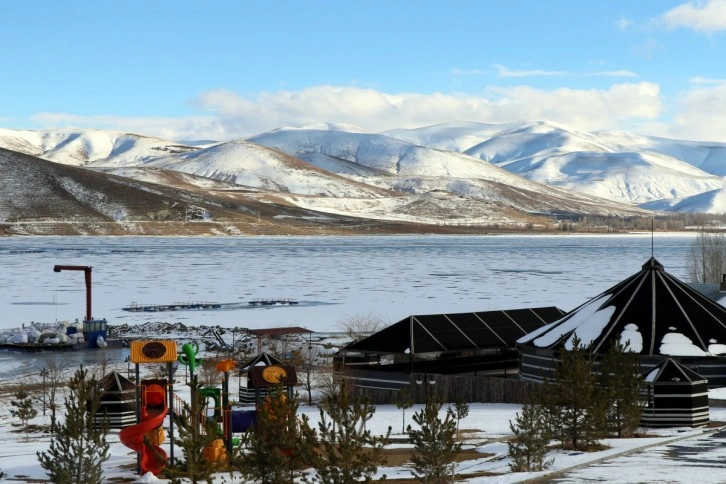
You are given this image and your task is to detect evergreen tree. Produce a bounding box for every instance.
[10,388,38,441]
[309,381,391,483]
[37,365,110,484]
[237,382,317,483]
[408,394,461,483]
[507,403,553,472]
[395,388,413,434]
[165,375,222,483]
[540,337,606,451]
[599,340,644,438]
[448,396,469,441]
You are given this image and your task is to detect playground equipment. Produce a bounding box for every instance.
[123,340,179,477]
[178,342,202,373]
[119,380,169,475]
[230,353,298,433]
[120,341,302,478]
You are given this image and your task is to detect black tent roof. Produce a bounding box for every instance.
[238,352,284,372]
[645,358,707,384]
[100,371,135,392]
[518,257,726,356]
[343,306,565,355]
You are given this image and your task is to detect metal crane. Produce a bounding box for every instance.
[53,265,93,321]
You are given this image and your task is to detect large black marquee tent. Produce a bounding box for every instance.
[518,257,726,386]
[341,306,565,375]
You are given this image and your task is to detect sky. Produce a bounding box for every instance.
[2,0,726,142]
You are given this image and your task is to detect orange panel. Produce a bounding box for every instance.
[130,340,178,363]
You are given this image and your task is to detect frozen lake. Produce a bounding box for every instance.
[0,233,696,333]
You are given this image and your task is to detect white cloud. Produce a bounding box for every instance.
[195,83,662,135]
[590,70,638,77]
[483,82,662,130]
[495,64,637,79]
[29,113,226,141]
[27,83,666,141]
[494,64,567,77]
[632,39,666,59]
[616,17,633,30]
[666,82,726,141]
[690,76,726,85]
[451,68,486,76]
[661,0,726,33]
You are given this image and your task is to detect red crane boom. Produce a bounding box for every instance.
[53,265,93,321]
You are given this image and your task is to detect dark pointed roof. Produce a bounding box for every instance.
[518,257,726,357]
[100,371,135,392]
[343,306,566,354]
[645,358,707,384]
[238,352,284,372]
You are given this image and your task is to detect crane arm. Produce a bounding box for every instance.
[53,265,93,321]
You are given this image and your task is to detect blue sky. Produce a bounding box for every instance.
[2,0,726,141]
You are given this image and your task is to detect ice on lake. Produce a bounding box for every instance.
[0,233,695,333]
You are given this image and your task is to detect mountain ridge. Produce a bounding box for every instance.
[2,120,725,236]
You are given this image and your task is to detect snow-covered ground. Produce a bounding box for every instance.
[2,374,726,484]
[2,232,723,482]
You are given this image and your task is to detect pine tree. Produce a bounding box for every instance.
[36,365,110,484]
[309,381,391,483]
[237,382,317,483]
[10,388,38,441]
[165,375,222,483]
[448,397,469,441]
[540,337,607,451]
[395,388,414,434]
[508,403,553,472]
[599,340,644,438]
[408,394,461,484]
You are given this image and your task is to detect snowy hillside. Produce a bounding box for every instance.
[248,126,630,200]
[145,139,395,197]
[384,121,512,153]
[640,189,726,214]
[595,131,726,176]
[0,128,198,167]
[384,121,726,207]
[250,127,537,182]
[5,120,726,217]
[248,126,651,216]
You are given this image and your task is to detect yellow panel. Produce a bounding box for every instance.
[262,366,287,384]
[130,340,178,363]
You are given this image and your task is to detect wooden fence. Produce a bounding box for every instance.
[345,370,538,405]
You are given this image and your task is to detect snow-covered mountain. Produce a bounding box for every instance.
[0,128,198,167]
[144,138,394,198]
[247,126,649,217]
[640,188,726,214]
[3,119,726,223]
[384,121,726,207]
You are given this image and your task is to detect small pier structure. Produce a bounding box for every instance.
[122,301,222,312]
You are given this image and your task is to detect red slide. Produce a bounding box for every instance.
[120,384,169,475]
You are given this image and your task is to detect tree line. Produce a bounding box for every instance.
[508,337,644,472]
[12,325,645,482]
[21,366,467,483]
